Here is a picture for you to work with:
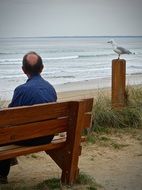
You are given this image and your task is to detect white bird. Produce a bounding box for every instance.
[107,39,134,59]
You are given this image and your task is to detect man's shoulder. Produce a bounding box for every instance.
[42,78,55,88]
[14,83,30,93]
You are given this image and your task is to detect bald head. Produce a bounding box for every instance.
[26,53,39,66]
[22,52,43,76]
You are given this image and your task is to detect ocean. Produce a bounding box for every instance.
[0,36,142,100]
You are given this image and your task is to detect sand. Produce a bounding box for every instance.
[8,126,142,190]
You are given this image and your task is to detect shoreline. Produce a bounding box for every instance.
[55,73,142,101]
[0,73,142,104]
[1,84,142,109]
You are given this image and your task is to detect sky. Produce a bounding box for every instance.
[0,0,142,37]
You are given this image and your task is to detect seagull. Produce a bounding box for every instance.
[107,39,134,59]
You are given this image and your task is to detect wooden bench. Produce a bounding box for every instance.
[0,98,93,185]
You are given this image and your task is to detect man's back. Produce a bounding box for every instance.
[9,74,57,107]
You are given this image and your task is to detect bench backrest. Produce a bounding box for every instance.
[0,99,93,146]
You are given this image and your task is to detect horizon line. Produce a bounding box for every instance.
[0,35,142,39]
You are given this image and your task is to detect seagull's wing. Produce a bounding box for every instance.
[117,46,132,54]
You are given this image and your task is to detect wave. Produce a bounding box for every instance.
[0,58,21,63]
[45,75,75,79]
[0,53,115,64]
[0,52,21,55]
[0,56,79,64]
[0,74,76,80]
[0,74,25,79]
[130,65,142,69]
[43,55,79,60]
[128,72,142,76]
[0,51,136,64]
[78,53,114,58]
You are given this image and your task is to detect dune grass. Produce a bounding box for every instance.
[0,99,6,108]
[91,86,142,132]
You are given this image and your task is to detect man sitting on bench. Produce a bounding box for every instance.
[0,52,57,184]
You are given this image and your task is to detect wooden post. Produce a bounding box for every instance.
[112,59,126,108]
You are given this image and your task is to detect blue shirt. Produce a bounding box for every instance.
[9,75,57,107]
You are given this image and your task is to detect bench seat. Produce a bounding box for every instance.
[0,98,93,185]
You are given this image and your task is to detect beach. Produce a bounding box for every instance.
[1,80,142,190]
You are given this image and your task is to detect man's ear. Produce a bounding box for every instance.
[40,64,44,73]
[22,66,27,74]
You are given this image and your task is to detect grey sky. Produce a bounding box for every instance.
[0,0,142,37]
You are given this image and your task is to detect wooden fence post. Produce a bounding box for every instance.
[112,59,126,108]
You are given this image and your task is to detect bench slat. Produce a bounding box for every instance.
[83,113,92,129]
[0,117,68,145]
[0,141,66,161]
[0,102,70,127]
[83,98,94,112]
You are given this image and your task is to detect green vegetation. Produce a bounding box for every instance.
[0,173,102,190]
[87,131,131,149]
[31,154,38,159]
[92,86,142,131]
[86,86,142,148]
[0,99,3,108]
[0,99,6,108]
[36,178,60,190]
[76,172,102,190]
[0,185,29,190]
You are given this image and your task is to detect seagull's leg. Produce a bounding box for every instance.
[118,54,120,60]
